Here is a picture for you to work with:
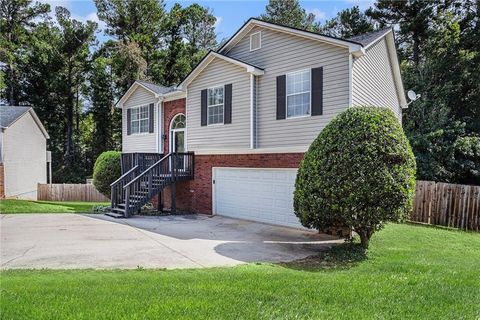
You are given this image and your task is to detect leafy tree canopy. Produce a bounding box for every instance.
[259,0,320,32]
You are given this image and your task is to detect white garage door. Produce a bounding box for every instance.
[213,168,303,228]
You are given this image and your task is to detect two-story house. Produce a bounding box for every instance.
[110,18,406,229]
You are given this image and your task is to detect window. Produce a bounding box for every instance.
[171,114,185,130]
[207,86,224,125]
[286,69,311,118]
[250,31,261,51]
[130,105,149,134]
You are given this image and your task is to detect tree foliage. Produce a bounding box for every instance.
[259,0,319,32]
[322,6,375,38]
[0,0,218,183]
[294,107,417,248]
[0,0,50,105]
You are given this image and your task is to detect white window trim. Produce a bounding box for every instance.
[129,104,151,135]
[169,113,186,153]
[207,85,225,126]
[249,31,262,51]
[285,69,312,119]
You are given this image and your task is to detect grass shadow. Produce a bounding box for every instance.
[278,241,368,272]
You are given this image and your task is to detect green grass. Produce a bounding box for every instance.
[1,224,479,319]
[0,199,109,213]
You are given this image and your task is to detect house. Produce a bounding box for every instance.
[111,18,406,229]
[0,106,50,200]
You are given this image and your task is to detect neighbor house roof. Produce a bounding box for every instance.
[0,106,31,128]
[348,28,392,48]
[0,106,49,138]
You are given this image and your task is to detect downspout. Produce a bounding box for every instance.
[348,53,353,107]
[156,96,163,154]
[250,74,255,149]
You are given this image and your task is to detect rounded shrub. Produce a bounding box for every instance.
[93,151,121,197]
[294,106,416,249]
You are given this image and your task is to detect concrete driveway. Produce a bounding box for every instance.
[0,214,341,269]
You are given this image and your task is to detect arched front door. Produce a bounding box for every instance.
[169,114,185,153]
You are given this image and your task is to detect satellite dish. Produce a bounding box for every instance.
[407,90,418,101]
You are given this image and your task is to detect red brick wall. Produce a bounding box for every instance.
[162,98,186,154]
[0,164,4,199]
[155,153,304,214]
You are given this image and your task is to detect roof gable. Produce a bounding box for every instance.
[0,106,49,138]
[219,18,365,56]
[177,51,264,89]
[115,80,186,108]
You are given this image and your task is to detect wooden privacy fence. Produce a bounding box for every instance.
[38,184,109,202]
[411,181,480,231]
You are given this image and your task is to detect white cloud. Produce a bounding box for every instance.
[214,16,223,29]
[306,8,326,22]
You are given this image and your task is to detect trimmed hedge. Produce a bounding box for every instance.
[294,106,416,248]
[92,151,121,197]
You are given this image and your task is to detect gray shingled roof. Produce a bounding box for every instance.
[348,28,392,47]
[0,106,31,128]
[136,80,175,94]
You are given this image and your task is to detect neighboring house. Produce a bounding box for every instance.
[0,106,50,200]
[111,18,406,228]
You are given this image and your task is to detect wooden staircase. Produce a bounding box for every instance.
[108,152,194,218]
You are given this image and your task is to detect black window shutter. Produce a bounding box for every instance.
[224,84,232,124]
[201,89,207,126]
[149,103,154,133]
[311,67,323,116]
[127,108,132,135]
[276,75,286,120]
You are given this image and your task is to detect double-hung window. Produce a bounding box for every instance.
[130,105,149,134]
[286,69,311,118]
[207,86,224,125]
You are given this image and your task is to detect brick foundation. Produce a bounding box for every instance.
[152,153,304,214]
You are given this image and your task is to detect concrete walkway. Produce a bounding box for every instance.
[0,214,341,269]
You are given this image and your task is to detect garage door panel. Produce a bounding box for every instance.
[214,168,303,229]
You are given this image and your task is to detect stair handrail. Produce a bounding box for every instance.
[111,164,141,210]
[111,165,139,187]
[123,153,171,190]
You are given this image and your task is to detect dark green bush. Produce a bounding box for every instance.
[92,151,121,197]
[294,106,416,249]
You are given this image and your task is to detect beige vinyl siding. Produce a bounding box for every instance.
[352,38,401,119]
[122,86,159,153]
[3,112,46,199]
[226,26,350,148]
[187,58,251,151]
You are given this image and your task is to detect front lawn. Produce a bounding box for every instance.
[1,224,479,319]
[0,199,109,214]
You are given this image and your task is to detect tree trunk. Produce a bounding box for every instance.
[357,229,372,249]
[64,64,75,168]
[8,65,17,106]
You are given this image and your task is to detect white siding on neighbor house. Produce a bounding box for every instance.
[122,86,159,153]
[226,26,351,148]
[187,58,251,151]
[3,112,46,199]
[352,38,401,119]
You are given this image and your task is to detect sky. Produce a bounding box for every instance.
[40,0,375,42]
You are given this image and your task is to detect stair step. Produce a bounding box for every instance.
[105,212,125,218]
